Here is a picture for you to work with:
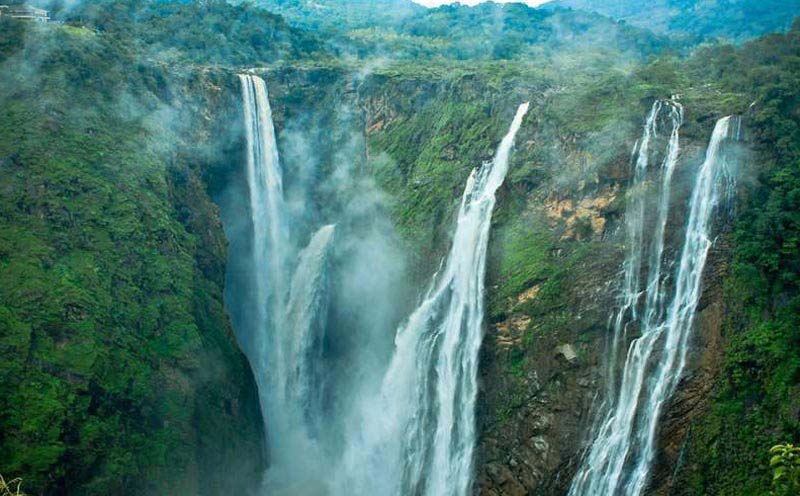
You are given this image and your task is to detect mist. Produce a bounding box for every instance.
[217,67,415,494]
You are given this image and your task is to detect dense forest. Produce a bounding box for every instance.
[0,1,799,495]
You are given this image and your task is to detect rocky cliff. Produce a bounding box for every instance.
[265,63,746,496]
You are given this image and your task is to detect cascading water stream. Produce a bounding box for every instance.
[605,100,666,399]
[569,111,739,496]
[238,75,334,481]
[239,74,290,437]
[337,103,530,496]
[625,116,738,495]
[284,224,335,435]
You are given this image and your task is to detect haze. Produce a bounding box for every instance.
[413,0,550,7]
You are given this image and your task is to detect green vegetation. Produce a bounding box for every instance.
[0,17,263,495]
[352,2,673,62]
[548,0,800,41]
[770,444,800,495]
[370,98,504,261]
[38,0,326,65]
[667,23,800,496]
[246,0,423,31]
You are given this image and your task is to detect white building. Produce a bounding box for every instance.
[0,5,49,22]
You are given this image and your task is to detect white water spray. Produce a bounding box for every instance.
[284,224,335,435]
[337,103,530,496]
[570,111,739,496]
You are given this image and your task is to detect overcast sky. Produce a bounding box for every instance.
[412,0,551,6]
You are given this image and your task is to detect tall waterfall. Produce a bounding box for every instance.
[569,110,739,496]
[239,74,290,434]
[239,75,334,478]
[338,103,530,496]
[604,100,673,397]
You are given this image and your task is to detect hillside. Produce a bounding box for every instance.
[0,9,267,495]
[33,0,326,64]
[335,2,674,61]
[243,0,424,31]
[546,0,800,41]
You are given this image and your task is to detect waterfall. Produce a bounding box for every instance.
[604,100,667,399]
[239,73,290,436]
[569,112,739,496]
[337,103,530,496]
[284,224,335,435]
[239,76,335,481]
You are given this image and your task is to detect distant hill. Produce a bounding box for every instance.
[50,0,326,64]
[545,0,800,41]
[401,3,669,57]
[245,0,425,31]
[333,2,674,61]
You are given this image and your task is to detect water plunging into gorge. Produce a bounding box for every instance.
[569,105,740,496]
[237,75,335,482]
[336,102,530,496]
[238,73,290,436]
[234,75,741,496]
[235,74,530,495]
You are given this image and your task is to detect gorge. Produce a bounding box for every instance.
[0,1,799,496]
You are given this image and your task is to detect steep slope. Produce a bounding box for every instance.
[546,0,800,41]
[341,25,800,494]
[0,19,264,495]
[664,25,800,495]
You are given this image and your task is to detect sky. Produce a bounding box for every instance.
[412,0,551,6]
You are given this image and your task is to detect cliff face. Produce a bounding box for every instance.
[0,26,264,495]
[299,64,740,495]
[474,112,737,495]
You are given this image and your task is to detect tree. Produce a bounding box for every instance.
[770,444,800,495]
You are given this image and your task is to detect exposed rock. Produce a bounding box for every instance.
[496,315,532,350]
[477,234,619,496]
[555,344,578,364]
[544,188,618,241]
[476,135,732,496]
[649,237,729,495]
[516,284,542,305]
